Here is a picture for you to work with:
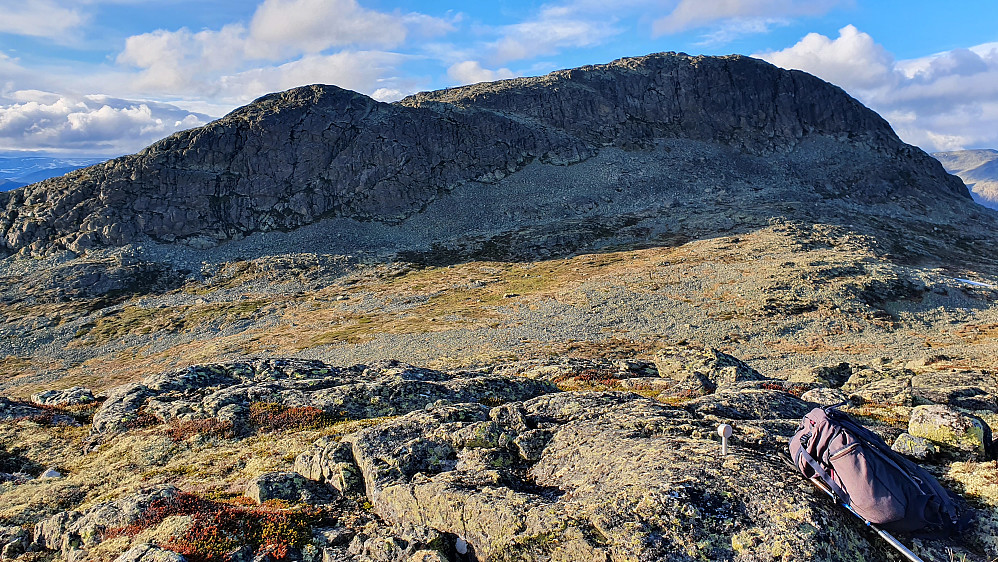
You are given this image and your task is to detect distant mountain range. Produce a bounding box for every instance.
[933,149,998,209]
[0,154,107,191]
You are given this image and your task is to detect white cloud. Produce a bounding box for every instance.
[756,26,998,152]
[246,0,409,58]
[694,17,790,46]
[490,7,621,63]
[653,0,845,35]
[447,61,516,85]
[756,25,894,90]
[371,88,406,102]
[0,91,210,154]
[114,0,450,104]
[0,0,88,40]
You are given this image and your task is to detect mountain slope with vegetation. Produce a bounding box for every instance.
[1,53,997,562]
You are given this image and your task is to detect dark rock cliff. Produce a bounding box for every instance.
[0,52,970,256]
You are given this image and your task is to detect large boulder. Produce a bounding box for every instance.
[908,405,990,457]
[294,437,365,495]
[244,471,313,504]
[654,346,767,393]
[912,370,998,412]
[30,386,96,407]
[0,525,29,559]
[33,485,180,557]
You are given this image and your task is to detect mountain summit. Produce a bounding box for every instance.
[0,53,974,258]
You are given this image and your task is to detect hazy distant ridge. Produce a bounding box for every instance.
[933,149,998,209]
[0,155,106,192]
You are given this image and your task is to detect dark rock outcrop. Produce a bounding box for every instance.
[0,53,969,256]
[87,358,556,445]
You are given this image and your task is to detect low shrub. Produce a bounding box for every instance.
[104,492,335,562]
[248,402,337,433]
[757,382,811,397]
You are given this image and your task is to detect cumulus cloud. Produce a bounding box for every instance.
[114,0,451,104]
[0,0,88,40]
[757,25,894,90]
[246,0,409,58]
[216,51,411,100]
[490,6,621,64]
[447,61,516,85]
[0,92,211,154]
[653,0,845,36]
[756,26,998,152]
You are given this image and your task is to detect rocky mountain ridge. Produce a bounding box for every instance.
[0,52,970,259]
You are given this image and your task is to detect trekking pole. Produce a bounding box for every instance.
[809,477,926,562]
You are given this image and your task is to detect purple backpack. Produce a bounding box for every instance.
[790,406,966,535]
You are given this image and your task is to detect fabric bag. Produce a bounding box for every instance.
[789,406,966,535]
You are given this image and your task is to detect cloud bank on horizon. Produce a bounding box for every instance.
[0,0,996,157]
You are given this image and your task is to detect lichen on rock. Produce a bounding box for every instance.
[908,404,989,457]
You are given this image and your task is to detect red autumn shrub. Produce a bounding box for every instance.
[104,492,335,562]
[248,402,337,432]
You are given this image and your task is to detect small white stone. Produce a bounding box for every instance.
[455,537,469,555]
[39,468,62,479]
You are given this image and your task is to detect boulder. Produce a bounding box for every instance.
[789,363,852,388]
[800,387,849,406]
[654,346,767,390]
[682,389,814,420]
[0,525,29,559]
[891,433,936,460]
[317,523,450,562]
[39,467,63,479]
[911,370,998,412]
[33,485,180,556]
[31,386,96,407]
[244,471,312,504]
[849,376,914,406]
[347,392,890,561]
[908,405,989,456]
[294,437,364,496]
[0,397,48,422]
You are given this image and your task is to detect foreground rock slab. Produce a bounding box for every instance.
[336,392,896,561]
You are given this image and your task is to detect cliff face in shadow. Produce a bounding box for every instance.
[0,53,969,257]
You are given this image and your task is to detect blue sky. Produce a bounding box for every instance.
[1,0,997,156]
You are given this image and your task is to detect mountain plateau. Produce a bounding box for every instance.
[1,53,997,562]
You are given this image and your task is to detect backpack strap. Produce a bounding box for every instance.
[794,446,850,504]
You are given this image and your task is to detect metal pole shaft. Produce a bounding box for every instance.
[810,478,926,562]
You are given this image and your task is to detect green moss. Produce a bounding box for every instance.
[909,418,986,454]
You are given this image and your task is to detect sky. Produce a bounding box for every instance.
[1,0,997,158]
